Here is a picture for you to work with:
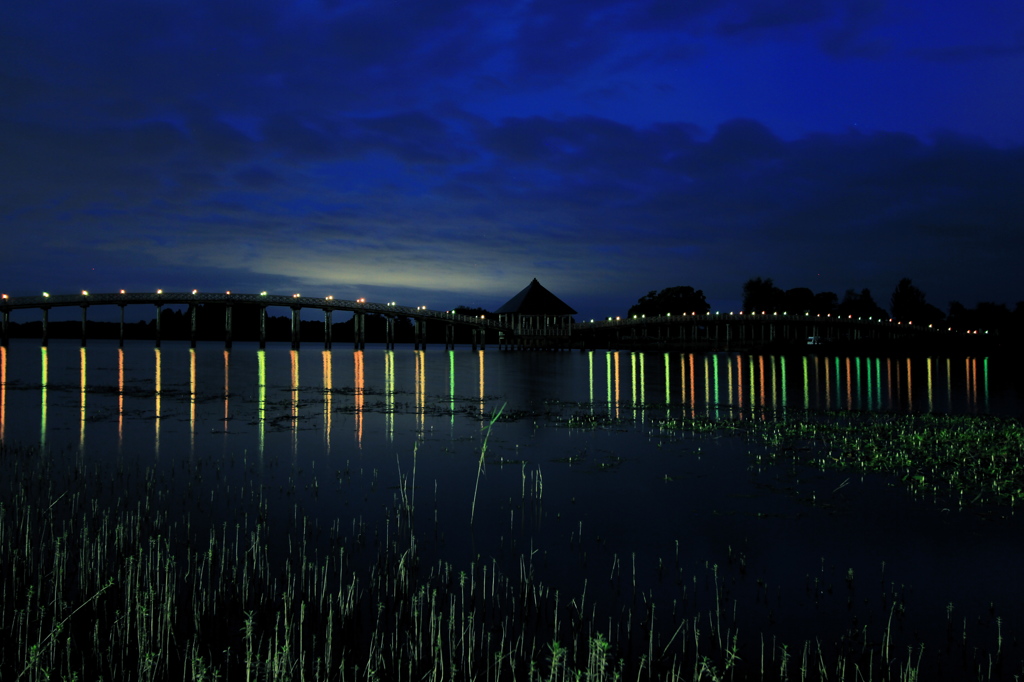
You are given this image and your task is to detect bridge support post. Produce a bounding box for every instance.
[154,304,162,348]
[471,327,485,351]
[324,309,332,350]
[41,307,49,347]
[1,309,8,347]
[385,316,395,350]
[189,304,197,348]
[353,312,365,350]
[259,306,267,349]
[291,307,301,350]
[224,304,233,350]
[80,305,88,347]
[414,318,427,350]
[445,323,454,350]
[117,304,126,347]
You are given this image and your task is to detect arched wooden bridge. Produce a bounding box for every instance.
[573,311,982,351]
[1,292,983,351]
[0,291,509,350]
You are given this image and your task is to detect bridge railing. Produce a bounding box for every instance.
[0,292,512,332]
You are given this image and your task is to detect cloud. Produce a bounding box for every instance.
[2,0,1022,315]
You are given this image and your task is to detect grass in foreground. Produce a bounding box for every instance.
[0,429,1019,681]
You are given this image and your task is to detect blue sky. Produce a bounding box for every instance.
[2,0,1023,320]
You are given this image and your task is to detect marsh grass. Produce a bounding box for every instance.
[728,410,1024,508]
[1,417,1019,681]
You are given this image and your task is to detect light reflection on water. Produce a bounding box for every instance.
[0,338,1021,681]
[0,341,1010,455]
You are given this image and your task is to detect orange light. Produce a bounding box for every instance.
[293,293,300,298]
[192,289,198,295]
[120,289,126,294]
[226,291,231,295]
[1,294,7,299]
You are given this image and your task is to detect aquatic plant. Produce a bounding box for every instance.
[2,435,1017,681]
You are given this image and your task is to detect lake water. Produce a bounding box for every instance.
[2,338,1023,679]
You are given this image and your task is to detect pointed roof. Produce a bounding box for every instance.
[496,278,577,315]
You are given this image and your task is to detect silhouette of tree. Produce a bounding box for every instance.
[838,288,887,319]
[811,291,838,315]
[453,306,492,318]
[890,278,944,325]
[948,301,1011,334]
[782,287,814,313]
[628,286,710,317]
[742,277,784,312]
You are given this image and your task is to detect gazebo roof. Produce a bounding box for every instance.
[495,278,577,316]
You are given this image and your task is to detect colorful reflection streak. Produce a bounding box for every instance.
[257,349,266,457]
[117,348,124,449]
[226,350,233,433]
[289,350,299,455]
[322,350,332,454]
[39,347,48,448]
[0,346,5,442]
[588,351,993,419]
[414,350,426,436]
[0,346,1000,459]
[153,348,161,455]
[354,350,364,447]
[477,350,485,416]
[79,347,86,449]
[189,349,197,453]
[383,350,393,441]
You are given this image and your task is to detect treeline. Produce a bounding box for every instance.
[627,278,1024,339]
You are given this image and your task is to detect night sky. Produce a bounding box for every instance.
[3,0,1023,320]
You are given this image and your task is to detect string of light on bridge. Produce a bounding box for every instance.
[1,291,989,335]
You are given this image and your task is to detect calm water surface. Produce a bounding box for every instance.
[2,339,1023,678]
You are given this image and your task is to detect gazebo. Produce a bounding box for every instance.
[495,278,577,349]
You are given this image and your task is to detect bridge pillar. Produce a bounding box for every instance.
[154,304,162,348]
[324,309,332,350]
[414,318,427,350]
[80,305,88,347]
[41,307,49,347]
[224,304,233,350]
[471,327,485,351]
[445,323,454,350]
[385,315,395,350]
[118,304,126,347]
[189,303,197,348]
[291,307,301,350]
[353,312,365,350]
[1,309,8,347]
[259,306,267,349]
